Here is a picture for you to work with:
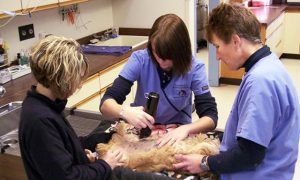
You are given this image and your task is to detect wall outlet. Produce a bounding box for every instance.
[18,24,35,41]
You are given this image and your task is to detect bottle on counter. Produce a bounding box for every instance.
[19,50,29,66]
[17,53,22,65]
[0,45,4,66]
[0,38,5,66]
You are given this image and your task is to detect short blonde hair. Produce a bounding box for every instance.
[30,35,88,99]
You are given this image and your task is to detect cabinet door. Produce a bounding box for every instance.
[265,13,284,57]
[266,22,284,57]
[283,12,300,54]
[22,0,58,9]
[77,94,101,112]
[77,83,137,112]
[0,0,22,12]
[67,75,100,108]
[99,60,127,89]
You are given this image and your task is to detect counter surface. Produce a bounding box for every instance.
[250,4,300,25]
[0,44,147,107]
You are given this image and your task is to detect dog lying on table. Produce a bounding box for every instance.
[96,121,220,174]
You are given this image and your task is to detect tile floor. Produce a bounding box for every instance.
[196,48,300,180]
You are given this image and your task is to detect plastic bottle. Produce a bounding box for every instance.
[17,53,21,65]
[0,38,4,65]
[0,45,4,65]
[20,50,28,65]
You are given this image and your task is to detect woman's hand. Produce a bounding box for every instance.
[173,154,205,174]
[155,125,190,148]
[122,106,154,129]
[101,149,125,169]
[85,149,95,163]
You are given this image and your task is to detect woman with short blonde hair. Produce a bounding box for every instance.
[30,36,88,99]
[19,36,124,180]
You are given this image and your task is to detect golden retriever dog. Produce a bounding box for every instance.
[96,121,220,173]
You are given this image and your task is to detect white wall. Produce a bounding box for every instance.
[0,0,113,62]
[111,0,197,54]
[112,0,186,28]
[0,0,197,62]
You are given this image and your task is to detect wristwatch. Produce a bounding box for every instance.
[200,155,210,171]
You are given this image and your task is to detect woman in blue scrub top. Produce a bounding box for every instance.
[173,3,300,180]
[100,13,218,147]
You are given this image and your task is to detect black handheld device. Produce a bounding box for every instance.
[139,92,159,139]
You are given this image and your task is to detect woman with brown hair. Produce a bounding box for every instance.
[100,14,218,147]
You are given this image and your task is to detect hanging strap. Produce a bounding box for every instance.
[161,89,191,119]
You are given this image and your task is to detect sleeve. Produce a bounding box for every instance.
[236,76,277,147]
[194,92,218,126]
[208,137,266,174]
[79,132,113,151]
[119,51,143,82]
[26,117,112,180]
[191,58,210,96]
[100,76,133,107]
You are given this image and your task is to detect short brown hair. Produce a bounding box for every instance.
[147,14,192,76]
[206,3,261,44]
[30,36,88,99]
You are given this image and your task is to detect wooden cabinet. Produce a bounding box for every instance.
[66,74,100,108]
[265,13,284,57]
[22,0,58,9]
[77,59,139,112]
[0,0,88,19]
[99,61,126,89]
[0,0,22,19]
[69,58,129,110]
[283,12,300,54]
[77,94,101,112]
[220,62,245,81]
[0,0,22,12]
[77,82,137,112]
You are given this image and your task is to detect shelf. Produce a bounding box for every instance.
[0,0,88,19]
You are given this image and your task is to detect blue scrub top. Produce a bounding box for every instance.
[221,53,300,180]
[119,49,210,125]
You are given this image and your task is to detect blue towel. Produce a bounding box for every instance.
[81,45,132,56]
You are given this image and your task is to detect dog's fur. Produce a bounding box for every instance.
[96,122,220,173]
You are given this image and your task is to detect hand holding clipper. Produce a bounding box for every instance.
[139,92,159,139]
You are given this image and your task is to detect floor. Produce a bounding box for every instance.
[195,47,300,180]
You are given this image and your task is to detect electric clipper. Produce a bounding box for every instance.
[139,92,159,139]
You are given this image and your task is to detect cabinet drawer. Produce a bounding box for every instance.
[266,13,284,39]
[283,12,300,54]
[266,23,284,57]
[78,82,137,111]
[77,95,101,112]
[99,61,126,88]
[67,75,100,108]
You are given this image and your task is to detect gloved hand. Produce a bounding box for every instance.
[120,106,154,129]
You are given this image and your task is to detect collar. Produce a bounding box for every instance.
[242,45,271,72]
[156,66,173,89]
[27,85,67,113]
